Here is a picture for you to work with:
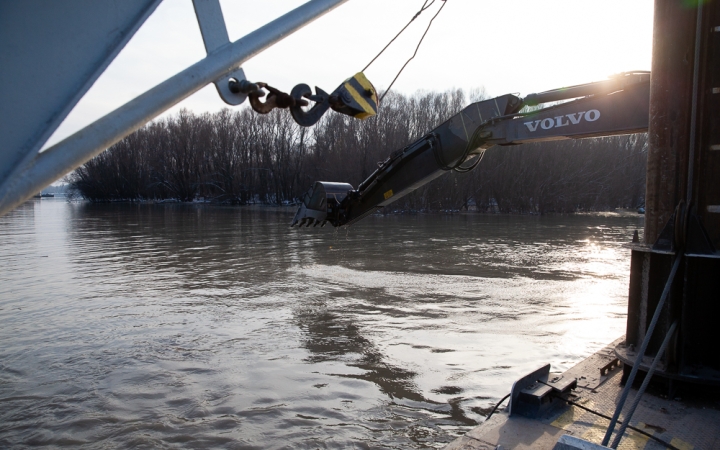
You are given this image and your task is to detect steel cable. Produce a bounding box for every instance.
[362,0,436,72]
[360,0,448,103]
[379,0,447,103]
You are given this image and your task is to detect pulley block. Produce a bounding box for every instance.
[290,72,379,127]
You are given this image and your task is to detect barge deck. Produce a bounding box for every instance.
[445,337,720,450]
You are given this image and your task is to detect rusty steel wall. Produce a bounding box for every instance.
[622,0,720,387]
[644,0,696,245]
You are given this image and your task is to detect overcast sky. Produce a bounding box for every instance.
[45,0,654,148]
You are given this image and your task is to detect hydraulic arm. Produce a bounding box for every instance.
[291,72,650,227]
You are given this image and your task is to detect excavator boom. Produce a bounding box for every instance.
[291,72,650,228]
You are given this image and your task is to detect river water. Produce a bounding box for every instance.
[0,199,644,449]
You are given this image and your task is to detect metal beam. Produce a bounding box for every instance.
[192,0,248,106]
[0,0,349,217]
[0,0,162,202]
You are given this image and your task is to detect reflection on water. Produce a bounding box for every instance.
[0,200,643,448]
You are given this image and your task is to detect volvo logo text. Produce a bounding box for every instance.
[523,109,601,132]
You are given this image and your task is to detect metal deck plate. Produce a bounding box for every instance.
[446,338,720,449]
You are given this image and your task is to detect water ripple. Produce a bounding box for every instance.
[0,200,644,448]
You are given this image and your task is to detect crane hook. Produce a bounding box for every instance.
[290,84,331,127]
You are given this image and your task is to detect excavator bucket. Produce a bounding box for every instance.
[290,181,354,227]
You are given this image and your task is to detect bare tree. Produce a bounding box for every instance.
[68,88,647,214]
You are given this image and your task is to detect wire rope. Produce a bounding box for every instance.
[379,0,447,102]
[360,0,448,103]
[362,0,436,72]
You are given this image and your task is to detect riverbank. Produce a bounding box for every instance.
[56,196,646,219]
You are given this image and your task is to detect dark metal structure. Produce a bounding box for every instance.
[618,0,720,388]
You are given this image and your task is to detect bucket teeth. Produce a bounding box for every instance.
[290,181,354,228]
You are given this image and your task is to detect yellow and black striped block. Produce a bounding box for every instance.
[330,72,379,120]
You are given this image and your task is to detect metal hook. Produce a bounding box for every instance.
[290,84,331,127]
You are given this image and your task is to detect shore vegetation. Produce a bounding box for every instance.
[68,89,647,214]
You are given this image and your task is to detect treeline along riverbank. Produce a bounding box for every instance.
[68,89,647,214]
